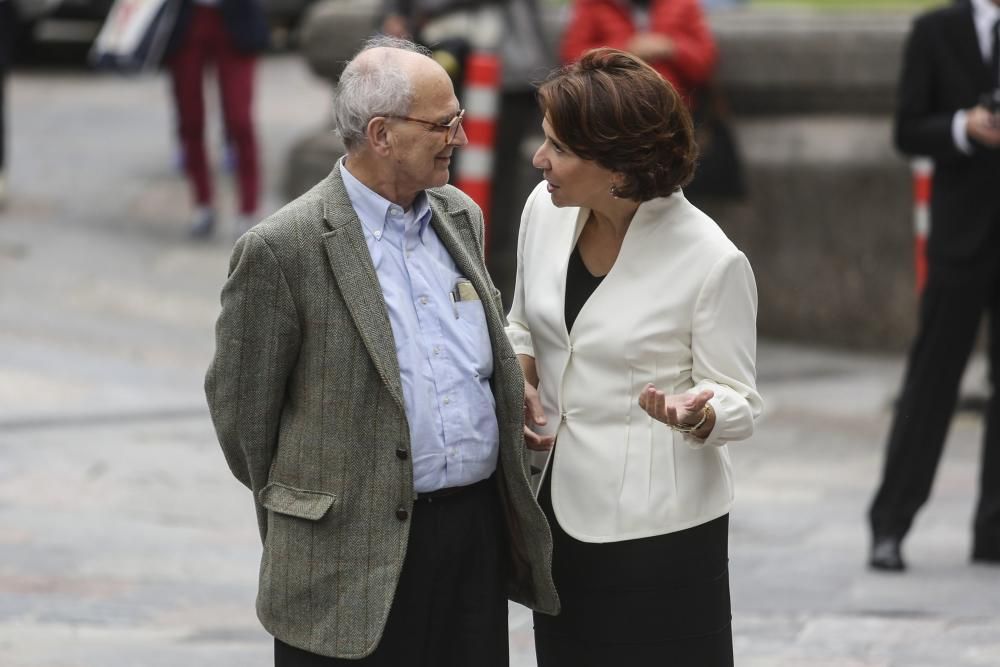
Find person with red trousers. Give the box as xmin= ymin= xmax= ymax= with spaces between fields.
xmin=560 ymin=0 xmax=716 ymax=106
xmin=166 ymin=0 xmax=269 ymax=239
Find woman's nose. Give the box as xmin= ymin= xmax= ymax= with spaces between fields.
xmin=532 ymin=145 xmax=547 ymax=169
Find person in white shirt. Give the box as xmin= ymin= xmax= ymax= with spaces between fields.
xmin=506 ymin=48 xmax=762 ymax=666
xmin=868 ymin=0 xmax=1000 ymax=573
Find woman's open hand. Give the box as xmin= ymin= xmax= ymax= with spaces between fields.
xmin=638 ymin=384 xmax=714 ymax=434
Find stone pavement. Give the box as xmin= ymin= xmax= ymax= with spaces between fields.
xmin=0 ymin=57 xmax=997 ymax=667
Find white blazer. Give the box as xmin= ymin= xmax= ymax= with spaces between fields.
xmin=506 ymin=182 xmax=763 ymax=543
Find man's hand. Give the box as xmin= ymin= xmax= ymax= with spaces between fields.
xmin=523 ymin=380 xmax=555 ymax=451
xmin=966 ymin=105 xmax=1000 ymax=148
xmin=638 ymin=384 xmax=714 ymax=433
xmin=381 ymin=13 xmax=410 ymax=39
xmin=625 ymin=33 xmax=676 ymax=62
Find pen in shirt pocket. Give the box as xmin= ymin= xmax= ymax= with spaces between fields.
xmin=449 ymin=290 xmax=459 ymax=319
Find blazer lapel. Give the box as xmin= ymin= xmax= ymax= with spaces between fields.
xmin=428 ymin=197 xmax=509 ymax=357
xmin=320 ymin=171 xmax=405 ymax=410
xmin=950 ymin=2 xmax=993 ymax=89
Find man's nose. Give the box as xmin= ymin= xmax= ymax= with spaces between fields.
xmin=451 ymin=122 xmax=469 ymax=146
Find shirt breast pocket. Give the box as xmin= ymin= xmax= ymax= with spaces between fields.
xmin=452 ymin=288 xmax=494 ymax=374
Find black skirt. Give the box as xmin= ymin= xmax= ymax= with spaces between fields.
xmin=533 ymin=475 xmax=733 ymax=667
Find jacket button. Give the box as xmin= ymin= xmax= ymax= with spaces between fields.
xmin=396 ymin=448 xmax=408 ymax=460
xmin=396 ymin=507 xmax=409 ymax=521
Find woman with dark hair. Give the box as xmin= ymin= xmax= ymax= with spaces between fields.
xmin=506 ymin=48 xmax=762 ymax=666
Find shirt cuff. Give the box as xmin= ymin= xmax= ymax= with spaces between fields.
xmin=953 ymin=110 xmax=973 ymax=155
xmin=505 ymin=328 xmax=535 ymax=358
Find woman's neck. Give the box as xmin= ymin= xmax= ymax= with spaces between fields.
xmin=588 ymin=198 xmax=640 ymax=239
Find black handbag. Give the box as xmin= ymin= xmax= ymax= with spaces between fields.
xmin=685 ymin=83 xmax=747 ymax=200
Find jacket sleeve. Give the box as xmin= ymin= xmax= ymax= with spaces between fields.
xmin=204 ymin=232 xmax=302 ymax=496
xmin=505 ymin=184 xmax=541 ymax=357
xmin=685 ymin=250 xmax=762 ymax=449
xmin=894 ymin=15 xmax=964 ymax=160
xmin=560 ymin=0 xmax=623 ymax=63
xmin=658 ymin=0 xmax=717 ymax=90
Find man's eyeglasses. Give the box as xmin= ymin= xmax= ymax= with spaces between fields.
xmin=386 ymin=109 xmax=466 ymax=143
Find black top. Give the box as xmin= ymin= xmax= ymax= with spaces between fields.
xmin=564 ymin=244 xmax=605 ymax=334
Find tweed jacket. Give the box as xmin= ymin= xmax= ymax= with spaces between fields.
xmin=205 ymin=168 xmax=559 ymax=659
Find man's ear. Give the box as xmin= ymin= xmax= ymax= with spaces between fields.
xmin=366 ymin=117 xmax=392 ymax=156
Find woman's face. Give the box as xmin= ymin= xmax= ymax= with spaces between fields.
xmin=532 ymin=116 xmax=616 ymax=210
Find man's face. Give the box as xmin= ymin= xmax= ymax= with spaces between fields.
xmin=386 ymin=65 xmax=468 ymax=197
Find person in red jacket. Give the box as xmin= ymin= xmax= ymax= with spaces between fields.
xmin=560 ymin=0 xmax=716 ymax=105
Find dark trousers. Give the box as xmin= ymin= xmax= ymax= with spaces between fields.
xmin=870 ymin=258 xmax=1000 ymax=557
xmin=167 ymin=6 xmax=259 ymax=215
xmin=274 ymin=478 xmax=508 ymax=666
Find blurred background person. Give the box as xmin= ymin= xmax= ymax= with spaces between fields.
xmin=0 ymin=0 xmax=12 ymax=208
xmin=508 ymin=49 xmax=761 ymax=666
xmin=165 ymin=0 xmax=269 ymax=239
xmin=868 ymin=0 xmax=1000 ymax=572
xmin=559 ymin=0 xmax=716 ymax=107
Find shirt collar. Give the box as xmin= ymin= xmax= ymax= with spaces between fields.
xmin=973 ymin=0 xmax=1000 ymax=28
xmin=338 ymin=157 xmax=432 ymax=242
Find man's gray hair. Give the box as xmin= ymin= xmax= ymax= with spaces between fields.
xmin=334 ymin=36 xmax=433 ymax=151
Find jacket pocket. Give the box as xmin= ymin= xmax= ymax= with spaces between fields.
xmin=258 ymin=482 xmax=337 ymax=521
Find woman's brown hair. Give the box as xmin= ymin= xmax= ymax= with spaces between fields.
xmin=537 ymin=48 xmax=698 ymax=201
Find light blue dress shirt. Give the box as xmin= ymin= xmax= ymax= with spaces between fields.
xmin=339 ymin=158 xmax=499 ymax=493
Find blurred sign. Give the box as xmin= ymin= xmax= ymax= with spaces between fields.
xmin=90 ymin=0 xmax=177 ymax=72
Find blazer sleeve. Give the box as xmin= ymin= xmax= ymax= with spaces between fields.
xmin=204 ymin=232 xmax=302 ymax=495
xmin=684 ymin=250 xmax=762 ymax=449
xmin=893 ymin=15 xmax=964 ymax=160
xmin=505 ymin=184 xmax=542 ymax=357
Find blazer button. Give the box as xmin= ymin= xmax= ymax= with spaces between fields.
xmin=395 ymin=448 xmax=408 ymax=460
xmin=396 ymin=507 xmax=409 ymax=521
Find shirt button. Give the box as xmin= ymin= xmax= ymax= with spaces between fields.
xmin=433 ymin=346 xmax=440 ymax=356
xmin=373 ymin=230 xmax=382 ymax=240
xmin=443 ymin=396 xmax=450 ymax=405
xmin=396 ymin=507 xmax=409 ymax=521
xmin=395 ymin=448 xmax=408 ymax=460
xmin=420 ymin=296 xmax=428 ymax=305
xmin=561 ymin=412 xmax=567 ymax=423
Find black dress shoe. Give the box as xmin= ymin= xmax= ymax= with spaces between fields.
xmin=971 ymin=546 xmax=1000 ymax=565
xmin=870 ymin=536 xmax=906 ymax=572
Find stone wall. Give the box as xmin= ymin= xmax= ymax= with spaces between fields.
xmin=286 ymin=2 xmax=923 ymax=350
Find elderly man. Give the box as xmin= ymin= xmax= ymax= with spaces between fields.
xmin=205 ymin=37 xmax=558 ymax=666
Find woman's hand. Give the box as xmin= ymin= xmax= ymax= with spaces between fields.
xmin=638 ymin=384 xmax=715 ymax=437
xmin=524 ymin=379 xmax=555 ymax=451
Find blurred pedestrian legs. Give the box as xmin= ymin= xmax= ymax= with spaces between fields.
xmin=165 ymin=0 xmax=269 ymax=239
xmin=0 ymin=0 xmax=13 ymax=209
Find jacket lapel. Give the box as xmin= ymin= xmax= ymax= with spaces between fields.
xmin=950 ymin=1 xmax=993 ymax=89
xmin=319 ymin=170 xmax=405 ymax=410
xmin=428 ymin=196 xmax=512 ymax=360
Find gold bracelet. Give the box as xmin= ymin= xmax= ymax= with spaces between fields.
xmin=670 ymin=405 xmax=710 ymax=434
